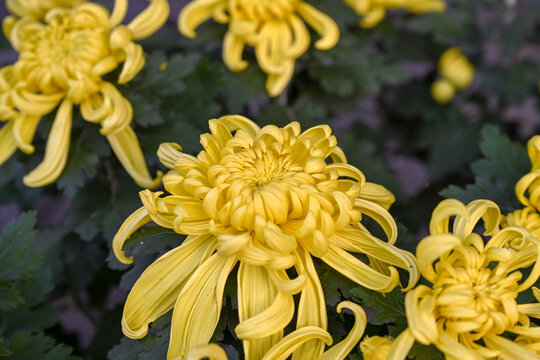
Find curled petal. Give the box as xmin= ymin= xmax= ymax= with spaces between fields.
xmin=98 ymin=83 xmax=132 ymax=135
xmin=360 ymin=7 xmax=386 ymax=28
xmin=416 ymin=233 xmax=461 ymax=283
xmin=354 ymin=198 xmax=397 ymax=244
xmin=12 ymin=87 xmax=63 ymax=116
xmin=122 ymin=234 xmax=215 ymax=339
xmin=296 ymin=2 xmax=339 ymax=50
xmin=23 ymin=99 xmax=72 ymax=187
xmin=112 ymin=207 xmax=151 ymax=264
xmin=237 ymin=263 xmax=282 ymax=360
xmin=223 ymin=33 xmax=248 ymax=72
xmin=319 ymin=301 xmax=367 ymax=360
xmin=157 ymin=142 xmax=184 ymax=169
xmin=13 ymin=114 xmax=40 ymax=154
xmin=184 ymin=344 xmax=228 ymax=360
xmin=127 ymin=0 xmax=170 ymax=40
xmin=110 ymin=0 xmax=128 ymax=27
xmin=405 ymin=286 xmax=438 ymax=346
xmin=215 ymin=115 xmax=260 ymax=137
xmin=516 ymin=170 xmax=540 ymax=208
xmin=167 ymin=254 xmax=236 ymax=359
xmin=321 ymin=244 xmax=400 ymax=292
xmin=528 ymin=135 xmax=540 ymax=169
xmin=235 ymin=290 xmax=295 ymax=340
xmin=0 ymin=121 xmax=17 ymax=165
xmin=178 ymin=0 xmax=224 ymax=38
xmin=266 ymin=60 xmax=294 ymax=97
xmin=106 ymin=126 xmax=163 ymax=189
xmin=359 ymin=182 xmax=395 ymax=210
xmin=429 ymin=198 xmax=469 ymax=235
xmin=435 ymin=332 xmax=485 ymax=360
xmin=118 ymin=42 xmax=145 ymax=84
xmin=453 ymin=199 xmax=500 ymax=239
xmin=261 ymin=326 xmax=333 ymax=360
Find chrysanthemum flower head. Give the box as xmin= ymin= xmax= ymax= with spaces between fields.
xmin=113 ymin=115 xmax=418 ymax=359
xmin=0 ymin=0 xmax=170 ymax=188
xmin=178 ymin=0 xmax=339 ymax=97
xmin=344 ymin=0 xmax=446 ymax=28
xmin=388 ymin=199 xmax=540 ymax=360
xmin=503 ymin=136 xmax=540 ymax=237
xmin=431 ymin=47 xmax=474 ymax=104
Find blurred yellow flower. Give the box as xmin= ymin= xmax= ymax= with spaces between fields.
xmin=344 ymin=0 xmax=445 ymax=28
xmin=113 ymin=115 xmax=418 ymax=359
xmin=388 ymin=199 xmax=540 ymax=360
xmin=360 ymin=335 xmax=393 ymax=360
xmin=0 ymin=0 xmax=169 ymax=188
xmin=503 ymin=135 xmax=540 ymax=239
xmin=178 ymin=0 xmax=339 ymax=97
xmin=432 ymin=47 xmax=474 ymax=104
xmin=6 ymin=0 xmax=84 ymax=20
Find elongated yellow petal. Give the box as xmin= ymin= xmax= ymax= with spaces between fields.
xmin=321 ymin=244 xmax=400 ymax=292
xmin=404 ymin=286 xmax=438 ymax=345
xmin=12 ymin=114 xmax=40 ymax=154
xmin=113 ymin=207 xmax=151 ymax=264
xmin=23 ymin=99 xmax=72 ymax=187
xmin=122 ymin=234 xmax=215 ymax=339
xmin=223 ymin=33 xmax=248 ymax=72
xmin=332 ymin=227 xmax=419 ymax=290
xmin=235 ymin=290 xmax=294 ymax=340
xmin=293 ymin=249 xmax=326 ymax=359
xmin=178 ymin=0 xmax=225 ymax=38
xmin=157 ymin=142 xmax=184 ymax=170
xmin=183 ymin=344 xmax=228 ymax=360
xmin=216 ymin=114 xmax=260 ymax=137
xmin=429 ymin=198 xmax=469 ymax=235
xmin=106 ymin=126 xmax=163 ymax=189
xmin=0 ymin=121 xmax=17 ymax=165
xmin=359 ymin=7 xmax=386 ymax=28
xmin=452 ymin=199 xmax=500 ymax=239
xmin=483 ymin=334 xmax=539 ymax=359
xmin=416 ymin=233 xmax=461 ymax=282
xmin=11 ymin=87 xmax=63 ymax=116
xmin=387 ymin=329 xmax=416 ymax=360
xmin=98 ymin=82 xmax=132 ymax=135
xmin=261 ymin=326 xmax=333 ymax=360
xmin=118 ymin=42 xmax=145 ymax=84
xmin=237 ymin=263 xmax=282 ymax=360
xmin=127 ymin=0 xmax=170 ymax=40
xmin=296 ymin=2 xmax=339 ymax=50
xmin=358 ymin=182 xmax=396 ymax=210
xmin=319 ymin=301 xmax=367 ymax=360
xmin=110 ymin=0 xmax=128 ymax=27
xmin=266 ymin=61 xmax=294 ymax=97
xmin=167 ymin=254 xmax=236 ymax=359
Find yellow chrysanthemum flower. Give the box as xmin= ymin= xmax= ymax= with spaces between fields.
xmin=360 ymin=335 xmax=393 ymax=360
xmin=178 ymin=0 xmax=339 ymax=97
xmin=431 ymin=47 xmax=474 ymax=104
xmin=503 ymin=135 xmax=540 ymax=237
xmin=0 ymin=0 xmax=169 ymax=188
xmin=113 ymin=115 xmax=418 ymax=359
xmin=387 ymin=199 xmax=540 ymax=360
xmin=344 ymin=0 xmax=446 ymax=28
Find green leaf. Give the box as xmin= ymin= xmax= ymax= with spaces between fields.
xmin=4 ymin=333 xmax=78 ymax=360
xmin=350 ymin=287 xmax=407 ymax=337
xmin=440 ymin=124 xmax=530 ymax=212
xmin=408 ymin=342 xmax=444 ymax=360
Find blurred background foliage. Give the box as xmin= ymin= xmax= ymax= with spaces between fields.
xmin=0 ymin=0 xmax=539 ymax=358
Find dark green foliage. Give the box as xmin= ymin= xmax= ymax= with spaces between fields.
xmin=0 ymin=213 xmax=78 ymax=359
xmin=440 ymin=124 xmax=531 ymax=212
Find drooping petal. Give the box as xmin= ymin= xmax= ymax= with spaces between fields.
xmin=118 ymin=42 xmax=145 ymax=84
xmin=237 ymin=263 xmax=282 ymax=360
xmin=292 ymin=249 xmax=326 ymax=359
xmin=98 ymin=82 xmax=132 ymax=135
xmin=404 ymin=286 xmax=438 ymax=346
xmin=354 ymin=198 xmax=397 ymax=244
xmin=127 ymin=0 xmax=170 ymax=40
xmin=358 ymin=182 xmax=396 ymax=210
xmin=157 ymin=142 xmax=184 ymax=169
xmin=386 ymin=329 xmax=417 ymax=360
xmin=122 ymin=234 xmax=215 ymax=339
xmin=167 ymin=254 xmax=236 ymax=359
xmin=11 ymin=86 xmax=63 ymax=116
xmin=183 ymin=344 xmax=228 ymax=360
xmin=261 ymin=326 xmax=333 ymax=360
xmin=320 ymin=243 xmax=400 ymax=292
xmin=110 ymin=0 xmax=128 ymax=27
xmin=178 ymin=0 xmax=225 ymax=38
xmin=0 ymin=121 xmax=17 ymax=165
xmin=12 ymin=114 xmax=40 ymax=154
xmin=223 ymin=33 xmax=248 ymax=72
xmin=106 ymin=126 xmax=163 ymax=189
xmin=112 ymin=207 xmax=151 ymax=264
xmin=296 ymin=2 xmax=339 ymax=50
xmin=319 ymin=301 xmax=367 ymax=360
xmin=415 ymin=233 xmax=461 ymax=283
xmin=23 ymin=98 xmax=72 ymax=187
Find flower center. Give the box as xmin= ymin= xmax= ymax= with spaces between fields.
xmin=434 ymin=248 xmax=521 ymax=337
xmin=17 ymin=8 xmax=109 ymax=96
